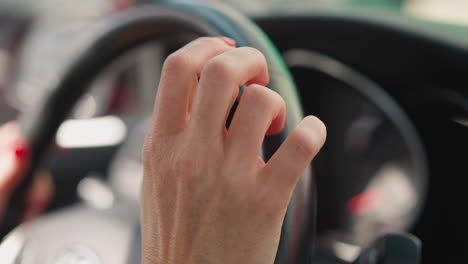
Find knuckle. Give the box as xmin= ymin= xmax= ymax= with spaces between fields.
xmin=268 ymin=89 xmax=286 ymax=109
xmin=244 ymin=85 xmax=283 ymax=111
xmin=237 ymin=47 xmax=269 ymax=83
xmin=203 ymin=56 xmax=236 ymax=80
xmin=163 ymin=51 xmax=192 ymax=74
xmin=243 ymin=84 xmax=265 ymax=104
xmin=239 ymin=47 xmax=266 ymax=63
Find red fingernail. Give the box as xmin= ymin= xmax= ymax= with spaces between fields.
xmin=218 ymin=36 xmax=236 ymax=47
xmin=10 ymin=139 xmax=29 ymax=161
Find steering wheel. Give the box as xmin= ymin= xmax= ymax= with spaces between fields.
xmin=1 ymin=1 xmax=315 ymax=263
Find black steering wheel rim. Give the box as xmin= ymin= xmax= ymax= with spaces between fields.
xmin=4 ymin=2 xmax=315 ymax=263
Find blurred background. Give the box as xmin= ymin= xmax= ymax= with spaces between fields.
xmin=1 ymin=0 xmax=468 ymax=263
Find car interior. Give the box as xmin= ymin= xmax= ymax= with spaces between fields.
xmin=0 ymin=0 xmax=467 ymax=263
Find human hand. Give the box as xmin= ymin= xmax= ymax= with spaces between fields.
xmin=140 ymin=37 xmax=326 ymax=264
xmin=0 ymin=122 xmax=54 ymax=227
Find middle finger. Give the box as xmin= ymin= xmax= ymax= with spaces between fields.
xmin=189 ymin=47 xmax=269 ymax=138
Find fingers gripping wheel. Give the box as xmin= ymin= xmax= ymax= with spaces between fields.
xmin=3 ymin=2 xmax=315 ymax=263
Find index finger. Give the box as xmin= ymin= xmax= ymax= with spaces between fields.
xmin=152 ymin=37 xmax=236 ymax=135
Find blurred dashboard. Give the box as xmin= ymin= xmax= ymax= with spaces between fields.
xmin=254 ymin=13 xmax=468 ymax=263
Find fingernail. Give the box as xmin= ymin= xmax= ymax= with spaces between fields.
xmin=218 ymin=36 xmax=236 ymax=47
xmin=10 ymin=139 xmax=29 ymax=162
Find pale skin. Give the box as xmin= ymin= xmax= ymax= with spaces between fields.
xmin=0 ymin=36 xmax=326 ymax=264
xmin=141 ymin=37 xmax=326 ymax=264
